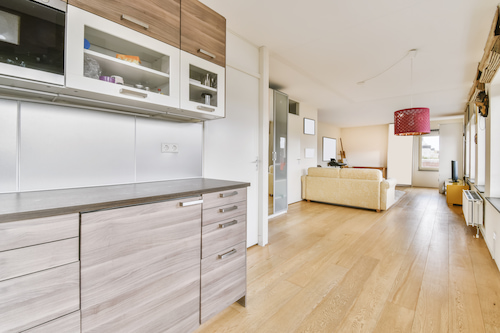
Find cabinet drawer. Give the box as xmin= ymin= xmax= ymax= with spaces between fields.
xmin=0 ymin=214 xmax=79 ymax=252
xmin=23 ymin=311 xmax=81 ymax=333
xmin=201 ymin=242 xmax=246 ymax=323
xmin=203 ymin=188 xmax=247 ymax=210
xmin=0 ymin=237 xmax=79 ymax=282
xmin=68 ymin=0 xmax=181 ymax=48
xmin=0 ymin=262 xmax=80 ymax=333
xmin=202 ymin=215 xmax=246 ymax=259
xmin=203 ymin=200 xmax=247 ymax=226
xmin=181 ymin=0 xmax=226 ymax=66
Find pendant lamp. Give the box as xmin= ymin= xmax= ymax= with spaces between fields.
xmin=394 ymin=50 xmax=430 ymax=136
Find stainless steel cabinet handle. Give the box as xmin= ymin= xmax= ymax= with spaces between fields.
xmin=121 ymin=14 xmax=149 ymax=30
xmin=219 ymin=220 xmax=238 ymax=229
xmin=120 ymin=89 xmax=147 ymax=98
xmin=197 ymin=105 xmax=215 ymax=112
xmin=219 ymin=191 xmax=238 ymax=198
xmin=218 ymin=249 xmax=237 ymax=259
xmin=180 ymin=199 xmax=203 ymax=207
xmin=198 ymin=49 xmax=216 ymax=59
xmin=219 ymin=206 xmax=238 ymax=213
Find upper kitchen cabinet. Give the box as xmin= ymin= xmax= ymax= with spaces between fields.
xmin=65 ymin=5 xmax=180 ymax=113
xmin=181 ymin=0 xmax=226 ymax=67
xmin=68 ymin=0 xmax=180 ymax=48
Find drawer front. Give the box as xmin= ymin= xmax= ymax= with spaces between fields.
xmin=0 ymin=237 xmax=79 ymax=282
xmin=203 ymin=200 xmax=247 ymax=226
xmin=68 ymin=0 xmax=181 ymax=48
xmin=201 ymin=242 xmax=246 ymax=323
xmin=0 ymin=213 xmax=79 ymax=252
xmin=181 ymin=0 xmax=226 ymax=66
xmin=0 ymin=262 xmax=80 ymax=333
xmin=203 ymin=188 xmax=247 ymax=210
xmin=202 ymin=215 xmax=246 ymax=259
xmin=23 ymin=310 xmax=81 ymax=333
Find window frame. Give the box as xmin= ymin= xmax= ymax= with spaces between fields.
xmin=418 ymin=131 xmax=440 ymax=171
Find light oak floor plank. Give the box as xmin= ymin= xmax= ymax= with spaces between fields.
xmin=194 ymin=187 xmax=500 ymax=333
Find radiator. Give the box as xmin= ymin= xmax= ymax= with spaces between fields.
xmin=462 ymin=190 xmax=483 ymax=228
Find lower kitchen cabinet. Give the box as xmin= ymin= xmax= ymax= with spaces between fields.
xmin=200 ymin=188 xmax=247 ymax=323
xmin=0 ymin=214 xmax=80 ymax=333
xmin=80 ymin=197 xmax=203 ymax=333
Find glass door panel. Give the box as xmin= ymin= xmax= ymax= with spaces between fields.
xmin=273 ymin=90 xmax=288 ymax=215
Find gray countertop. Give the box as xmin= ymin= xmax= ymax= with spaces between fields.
xmin=0 ymin=178 xmax=250 ymax=223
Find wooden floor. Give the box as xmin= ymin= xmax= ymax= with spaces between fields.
xmin=195 ymin=187 xmax=500 ymax=333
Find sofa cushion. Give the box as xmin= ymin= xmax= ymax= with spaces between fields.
xmin=340 ymin=168 xmax=382 ymax=181
xmin=307 ymin=167 xmax=340 ymax=178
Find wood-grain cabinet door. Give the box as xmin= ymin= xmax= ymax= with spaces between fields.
xmin=80 ymin=197 xmax=202 ymax=333
xmin=68 ymin=0 xmax=181 ymax=48
xmin=181 ymin=0 xmax=226 ymax=67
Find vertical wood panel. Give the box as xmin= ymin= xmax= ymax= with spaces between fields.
xmin=81 ymin=199 xmax=201 ymax=332
xmin=0 ymin=263 xmax=80 ymax=333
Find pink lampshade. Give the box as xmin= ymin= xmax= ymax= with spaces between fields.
xmin=394 ymin=107 xmax=430 ymax=136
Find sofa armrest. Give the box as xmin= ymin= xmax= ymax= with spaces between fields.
xmin=381 ymin=178 xmax=397 ymax=189
xmin=380 ymin=178 xmax=397 ymax=210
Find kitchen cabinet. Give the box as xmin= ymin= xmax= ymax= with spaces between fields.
xmin=200 ymin=188 xmax=247 ymax=323
xmin=65 ymin=5 xmax=180 ymax=114
xmin=180 ymin=51 xmax=225 ymax=118
xmin=80 ymin=196 xmax=203 ymax=332
xmin=68 ymin=0 xmax=180 ymax=48
xmin=181 ymin=0 xmax=226 ymax=67
xmin=0 ymin=214 xmax=80 ymax=332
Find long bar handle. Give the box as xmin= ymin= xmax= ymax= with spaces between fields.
xmin=219 ymin=205 xmax=238 ymax=213
xmin=121 ymin=14 xmax=149 ymax=30
xmin=197 ymin=105 xmax=215 ymax=112
xmin=218 ymin=248 xmax=237 ymax=259
xmin=120 ymin=89 xmax=147 ymax=98
xmin=219 ymin=220 xmax=238 ymax=229
xmin=198 ymin=49 xmax=216 ymax=59
xmin=220 ymin=191 xmax=238 ymax=198
xmin=180 ymin=199 xmax=204 ymax=207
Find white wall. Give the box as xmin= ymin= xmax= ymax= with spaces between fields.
xmin=438 ymin=122 xmax=464 ymax=191
xmin=317 ymin=122 xmax=341 ymax=167
xmin=0 ymin=100 xmax=203 ymax=193
xmin=387 ymin=123 xmax=413 ymax=185
xmin=287 ymin=102 xmax=317 ymax=203
xmin=340 ymin=124 xmax=388 ymax=167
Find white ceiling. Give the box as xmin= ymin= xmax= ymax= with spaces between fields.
xmin=200 ymin=0 xmax=499 ymax=128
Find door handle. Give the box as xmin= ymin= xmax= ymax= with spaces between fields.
xmin=218 ymin=248 xmax=237 ymax=259
xmin=219 ymin=191 xmax=238 ymax=198
xmin=179 ymin=199 xmax=203 ymax=207
xmin=219 ymin=220 xmax=238 ymax=228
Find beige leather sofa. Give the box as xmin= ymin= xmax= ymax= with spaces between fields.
xmin=301 ymin=167 xmax=397 ymax=211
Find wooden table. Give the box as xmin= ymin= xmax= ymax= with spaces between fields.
xmin=446 ymin=179 xmax=469 ymax=205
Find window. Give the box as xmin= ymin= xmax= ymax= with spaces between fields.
xmin=419 ymin=132 xmax=439 ymax=171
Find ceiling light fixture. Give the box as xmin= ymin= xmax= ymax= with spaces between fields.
xmin=394 ymin=49 xmax=430 ymax=136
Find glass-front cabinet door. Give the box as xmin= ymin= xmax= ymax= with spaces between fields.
xmin=180 ymin=51 xmax=225 ymax=119
xmin=65 ymin=5 xmax=180 ymax=111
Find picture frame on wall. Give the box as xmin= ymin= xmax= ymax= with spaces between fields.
xmin=304 ymin=118 xmax=315 ymax=135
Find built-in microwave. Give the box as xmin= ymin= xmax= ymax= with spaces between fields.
xmin=0 ymin=0 xmax=66 ymax=86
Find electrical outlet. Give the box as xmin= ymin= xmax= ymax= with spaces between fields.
xmin=161 ymin=143 xmax=179 ymax=153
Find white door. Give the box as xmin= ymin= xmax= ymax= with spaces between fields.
xmin=287 ymin=113 xmax=302 ymax=203
xmin=203 ymin=67 xmax=260 ymax=246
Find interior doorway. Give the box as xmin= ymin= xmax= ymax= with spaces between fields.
xmin=268 ymin=89 xmax=288 ymax=216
